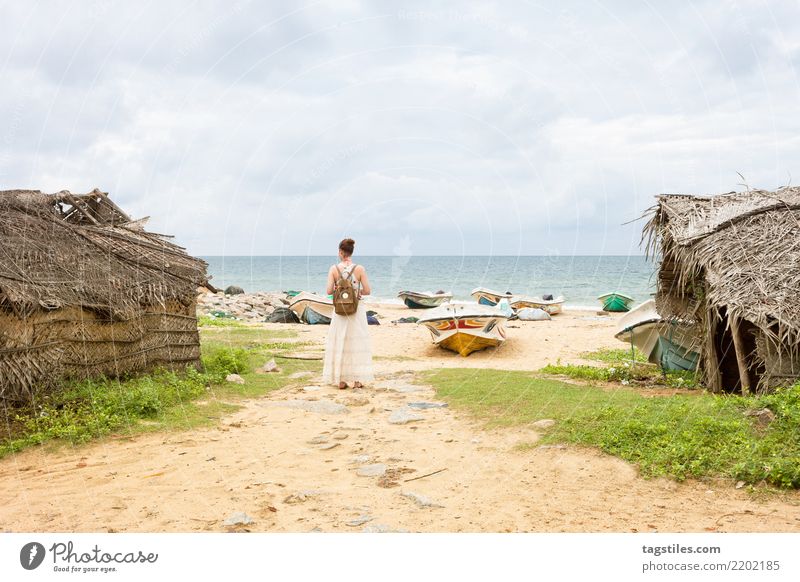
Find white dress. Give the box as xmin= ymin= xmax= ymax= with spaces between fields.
xmin=322 ymin=264 xmax=374 ymax=385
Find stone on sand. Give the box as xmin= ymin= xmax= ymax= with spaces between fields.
xmin=400 ymin=491 xmax=444 ymax=508
xmin=225 ymin=374 xmax=245 ymax=385
xmin=356 ymin=464 xmax=387 ymax=477
xmin=389 ymin=408 xmax=424 ymax=425
xmin=223 ymin=511 xmax=254 ymax=526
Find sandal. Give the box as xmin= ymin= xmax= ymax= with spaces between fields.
xmin=353 ymin=382 xmax=364 ymax=389
xmin=338 ymin=382 xmax=348 ymax=390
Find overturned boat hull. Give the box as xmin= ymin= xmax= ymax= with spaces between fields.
xmin=288 ymin=292 xmax=334 ymax=324
xmin=615 ymin=300 xmax=699 ymax=370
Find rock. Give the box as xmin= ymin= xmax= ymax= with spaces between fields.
xmin=307 ymin=435 xmax=329 ymax=445
xmin=223 ymin=511 xmax=254 ymax=526
xmin=531 ymin=419 xmax=556 ymax=429
xmin=257 ymin=359 xmax=281 ymax=374
xmin=362 ymin=523 xmax=408 ymax=533
xmin=537 ymin=444 xmax=566 ymax=450
xmin=318 ymin=442 xmax=340 ymax=450
xmin=383 ymin=383 xmax=424 ymax=393
xmin=332 ymin=433 xmax=349 ymax=440
xmin=388 ymin=408 xmax=424 ymax=425
xmin=350 ymin=455 xmax=372 ymax=465
xmin=302 ymin=385 xmax=324 ymax=392
xmin=356 ymin=464 xmax=387 ymax=477
xmin=407 ymin=402 xmax=448 ymax=409
xmin=225 ymin=374 xmax=245 ymax=384
xmin=345 ymin=515 xmax=373 ymax=527
xmin=290 ymin=371 xmax=314 ymax=379
xmin=744 ymin=408 xmax=775 ymax=427
xmin=225 ymin=285 xmax=245 ymax=295
xmin=273 ymin=400 xmax=350 ymax=415
xmin=339 ymin=396 xmax=370 ymax=407
xmin=400 ymin=491 xmax=444 ymax=508
xmin=283 ymin=491 xmax=321 ymax=504
xmin=735 ymin=481 xmax=746 ymax=489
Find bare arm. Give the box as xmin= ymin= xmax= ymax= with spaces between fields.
xmin=356 ymin=265 xmax=371 ymax=296
xmin=326 ymin=266 xmax=337 ymax=296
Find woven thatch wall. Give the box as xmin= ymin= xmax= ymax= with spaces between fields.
xmin=0 ymin=189 xmax=207 ymax=403
xmin=644 ymin=186 xmax=800 ymax=393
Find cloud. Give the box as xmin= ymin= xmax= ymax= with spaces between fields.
xmin=1 ymin=0 xmax=799 ymax=256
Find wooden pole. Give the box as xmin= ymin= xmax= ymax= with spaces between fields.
xmin=729 ymin=316 xmax=752 ymax=395
xmin=704 ymin=309 xmax=723 ymax=393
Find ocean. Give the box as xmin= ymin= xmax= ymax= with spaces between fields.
xmin=202 ymin=255 xmax=656 ymax=309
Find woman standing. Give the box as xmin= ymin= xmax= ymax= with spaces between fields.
xmin=322 ymin=238 xmax=374 ymax=389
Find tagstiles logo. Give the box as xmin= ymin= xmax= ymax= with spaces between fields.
xmin=20 ymin=542 xmax=46 ymax=570
xmin=20 ymin=541 xmax=158 ymax=574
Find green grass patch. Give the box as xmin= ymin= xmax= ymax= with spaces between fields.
xmin=542 ymin=361 xmax=699 ymax=389
xmin=197 ymin=315 xmax=246 ymax=327
xmin=582 ymin=347 xmax=647 ymax=364
xmin=422 ymin=368 xmax=800 ymax=488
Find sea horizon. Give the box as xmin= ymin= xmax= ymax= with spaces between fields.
xmin=201 ymin=254 xmax=656 ymax=309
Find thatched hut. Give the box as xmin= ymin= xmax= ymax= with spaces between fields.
xmin=0 ymin=188 xmax=208 ymax=403
xmin=644 ymin=186 xmax=800 ymax=394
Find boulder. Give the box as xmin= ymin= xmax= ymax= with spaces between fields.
xmin=224 ymin=285 xmax=245 ymax=295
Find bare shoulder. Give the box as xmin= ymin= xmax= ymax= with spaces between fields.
xmin=353 ymin=264 xmax=367 ymax=275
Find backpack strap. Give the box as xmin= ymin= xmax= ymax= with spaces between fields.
xmin=336 ymin=264 xmax=357 ymax=281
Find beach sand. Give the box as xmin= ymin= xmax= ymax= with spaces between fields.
xmin=1 ymin=305 xmax=799 ymax=533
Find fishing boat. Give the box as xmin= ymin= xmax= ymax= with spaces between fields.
xmin=597 ymin=291 xmax=634 ymax=312
xmin=651 ymin=323 xmax=700 ymax=371
xmin=418 ymin=304 xmax=509 ymax=357
xmin=614 ymin=299 xmax=699 ymax=371
xmin=397 ymin=290 xmax=453 ymax=309
xmin=470 ymin=287 xmax=514 ymax=306
xmin=510 ymin=295 xmax=565 ymax=315
xmin=614 ymin=299 xmax=662 ymax=361
xmin=288 ymin=291 xmax=334 ymax=324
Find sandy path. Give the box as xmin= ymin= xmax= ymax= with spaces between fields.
xmin=2 ymin=368 xmax=799 ymax=533
xmin=3 ymin=307 xmax=799 ymax=532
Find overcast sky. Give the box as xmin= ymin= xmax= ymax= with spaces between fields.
xmin=1 ymin=1 xmax=799 ymax=256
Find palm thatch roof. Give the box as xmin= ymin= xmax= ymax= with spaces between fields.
xmin=0 ymin=188 xmax=207 ymax=320
xmin=644 ymin=186 xmax=800 ymax=339
xmin=644 ymin=185 xmax=800 ymax=392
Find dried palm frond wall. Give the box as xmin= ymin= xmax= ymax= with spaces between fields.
xmin=0 ymin=189 xmax=207 ymax=403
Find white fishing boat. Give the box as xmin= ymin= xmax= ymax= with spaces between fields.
xmin=397 ymin=290 xmax=453 ymax=309
xmin=614 ymin=299 xmax=700 ymax=370
xmin=418 ymin=303 xmax=509 ymax=357
xmin=510 ymin=295 xmax=565 ymax=315
xmin=288 ymin=291 xmax=334 ymax=324
xmin=614 ymin=299 xmax=662 ymax=361
xmin=470 ymin=287 xmax=514 ymax=306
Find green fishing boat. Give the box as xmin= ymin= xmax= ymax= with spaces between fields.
xmin=597 ymin=292 xmax=634 ymax=312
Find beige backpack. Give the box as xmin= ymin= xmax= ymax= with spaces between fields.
xmin=333 ymin=264 xmax=359 ymax=315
